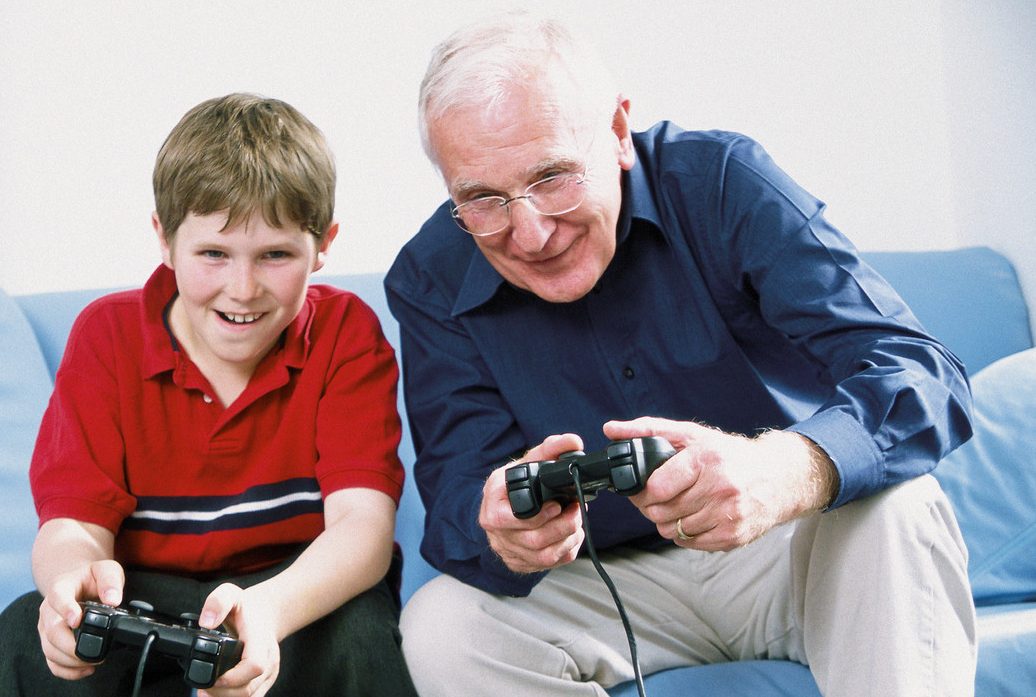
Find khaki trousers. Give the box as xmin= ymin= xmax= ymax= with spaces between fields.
xmin=401 ymin=474 xmax=976 ymax=696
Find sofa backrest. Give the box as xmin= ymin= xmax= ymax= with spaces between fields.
xmin=2 ymin=246 xmax=1031 ymax=609
xmin=865 ymin=247 xmax=1033 ymax=373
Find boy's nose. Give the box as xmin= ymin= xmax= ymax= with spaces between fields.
xmin=227 ymin=263 xmax=262 ymax=300
xmin=508 ymin=199 xmax=554 ymax=254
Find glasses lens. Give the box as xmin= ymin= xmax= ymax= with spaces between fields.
xmin=453 ymin=198 xmax=509 ymax=236
xmin=527 ymin=173 xmax=586 ymax=216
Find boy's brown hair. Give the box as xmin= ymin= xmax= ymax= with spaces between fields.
xmin=153 ymin=93 xmax=335 ymax=240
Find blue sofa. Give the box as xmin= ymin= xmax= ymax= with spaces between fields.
xmin=2 ymin=246 xmax=1034 ymax=696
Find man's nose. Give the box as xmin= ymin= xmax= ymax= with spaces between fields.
xmin=507 ymin=198 xmax=553 ymax=254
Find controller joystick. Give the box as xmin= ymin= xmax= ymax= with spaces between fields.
xmin=505 ymin=436 xmax=676 ymax=519
xmin=74 ymin=600 xmax=243 ymax=689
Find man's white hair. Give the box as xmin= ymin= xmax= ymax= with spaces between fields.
xmin=418 ymin=11 xmax=620 ymax=168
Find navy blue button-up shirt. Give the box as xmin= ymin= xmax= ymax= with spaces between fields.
xmin=386 ymin=124 xmax=973 ymax=596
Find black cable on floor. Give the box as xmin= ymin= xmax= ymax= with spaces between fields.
xmin=570 ymin=464 xmax=647 ymax=697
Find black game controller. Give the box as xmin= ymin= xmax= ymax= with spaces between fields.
xmin=74 ymin=599 xmax=243 ymax=689
xmin=505 ymin=436 xmax=676 ymax=519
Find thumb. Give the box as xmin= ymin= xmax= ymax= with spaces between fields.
xmin=521 ymin=433 xmax=584 ymax=463
xmin=200 ymin=583 xmax=242 ymax=630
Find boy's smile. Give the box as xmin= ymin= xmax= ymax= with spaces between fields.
xmin=154 ymin=211 xmax=334 ymax=399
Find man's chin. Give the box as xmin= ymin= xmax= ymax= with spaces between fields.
xmin=522 ymin=275 xmax=598 ymax=303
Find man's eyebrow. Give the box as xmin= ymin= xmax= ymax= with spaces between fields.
xmin=451 ymin=156 xmax=585 ymax=201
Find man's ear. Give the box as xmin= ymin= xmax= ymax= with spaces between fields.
xmin=313 ymin=221 xmax=339 ymax=272
xmin=152 ymin=212 xmax=174 ymax=269
xmin=611 ymin=95 xmax=636 ymax=171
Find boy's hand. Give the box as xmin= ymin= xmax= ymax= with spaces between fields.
xmin=197 ymin=583 xmax=279 ymax=697
xmin=37 ymin=559 xmax=125 ymax=680
xmin=479 ymin=433 xmax=587 ymax=574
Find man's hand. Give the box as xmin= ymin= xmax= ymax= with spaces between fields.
xmin=607 ymin=417 xmax=838 ymax=550
xmin=479 ymin=433 xmax=587 ymax=574
xmin=37 ymin=559 xmax=125 ymax=681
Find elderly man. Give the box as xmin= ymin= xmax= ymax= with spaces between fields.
xmin=386 ymin=11 xmax=976 ymax=697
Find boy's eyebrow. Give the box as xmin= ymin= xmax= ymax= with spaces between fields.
xmin=450 ymin=156 xmax=585 ymax=201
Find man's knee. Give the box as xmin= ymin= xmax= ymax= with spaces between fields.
xmin=400 ymin=573 xmax=498 ymax=680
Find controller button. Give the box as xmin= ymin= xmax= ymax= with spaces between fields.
xmin=607 ymin=441 xmax=632 ymax=459
xmin=611 ymin=463 xmax=639 ymax=492
xmin=180 ymin=612 xmax=200 ymax=629
xmin=76 ymin=633 xmax=106 ymax=659
xmin=129 ymin=600 xmax=154 ymax=614
xmin=194 ymin=637 xmax=221 ymax=656
xmin=82 ymin=610 xmax=111 ymax=629
xmin=505 ymin=465 xmax=529 ymax=483
xmin=507 ymin=488 xmax=536 ymax=516
xmin=187 ymin=658 xmax=216 ymax=686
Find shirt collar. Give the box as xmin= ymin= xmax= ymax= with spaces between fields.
xmin=139 ymin=264 xmax=312 ymax=379
xmin=451 ymin=151 xmax=663 ymax=317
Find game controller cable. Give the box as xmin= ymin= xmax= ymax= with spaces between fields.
xmin=570 ymin=464 xmax=648 ymax=697
xmin=131 ymin=631 xmax=158 ymax=697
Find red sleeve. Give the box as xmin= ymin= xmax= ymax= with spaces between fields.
xmin=30 ymin=299 xmax=138 ymax=531
xmin=313 ymin=294 xmax=405 ymax=505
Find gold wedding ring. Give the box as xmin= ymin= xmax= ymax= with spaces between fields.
xmin=676 ymin=517 xmax=693 ymax=541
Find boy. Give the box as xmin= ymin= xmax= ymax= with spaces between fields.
xmin=0 ymin=93 xmax=418 ymax=697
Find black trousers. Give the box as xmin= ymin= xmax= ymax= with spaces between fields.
xmin=0 ymin=554 xmax=418 ymax=697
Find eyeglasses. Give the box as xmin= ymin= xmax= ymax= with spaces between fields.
xmin=450 ymin=168 xmax=589 ymax=237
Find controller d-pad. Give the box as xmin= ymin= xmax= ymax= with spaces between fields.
xmin=76 ymin=632 xmax=105 ymax=660
xmin=505 ymin=464 xmax=538 ymax=516
xmin=82 ymin=610 xmax=111 ymax=630
xmin=607 ymin=441 xmax=632 ymax=459
xmin=508 ymin=489 xmax=536 ymax=516
xmin=187 ymin=658 xmax=216 ymax=686
xmin=194 ymin=636 xmax=220 ymax=656
xmin=611 ymin=463 xmax=639 ymax=492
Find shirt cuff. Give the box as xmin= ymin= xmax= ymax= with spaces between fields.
xmin=787 ymin=408 xmax=883 ymax=509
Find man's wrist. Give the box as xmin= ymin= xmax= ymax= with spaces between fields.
xmin=758 ymin=430 xmax=840 ymax=514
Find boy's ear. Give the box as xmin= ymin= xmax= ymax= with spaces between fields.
xmin=152 ymin=212 xmax=174 ymax=269
xmin=313 ymin=221 xmax=339 ymax=272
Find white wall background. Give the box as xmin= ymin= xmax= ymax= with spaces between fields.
xmin=1 ymin=1 xmax=1033 ymax=317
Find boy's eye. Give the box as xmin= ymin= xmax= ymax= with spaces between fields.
xmin=201 ymin=250 xmax=226 ymax=259
xmin=263 ymin=250 xmax=291 ymax=260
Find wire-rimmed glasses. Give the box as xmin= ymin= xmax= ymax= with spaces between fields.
xmin=450 ymin=168 xmax=589 ymax=237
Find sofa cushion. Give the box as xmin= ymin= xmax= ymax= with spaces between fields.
xmin=934 ymin=348 xmax=1036 ymax=605
xmin=0 ymin=289 xmax=53 ymax=606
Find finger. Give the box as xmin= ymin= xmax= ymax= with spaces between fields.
xmin=90 ymin=560 xmax=126 ymax=608
xmin=46 ymin=578 xmax=87 ymax=629
xmin=200 ymin=583 xmax=242 ymax=630
xmin=603 ymin=416 xmax=712 ymax=448
xmin=207 ymin=658 xmax=264 ymax=692
xmin=629 ymin=453 xmax=702 ymax=513
xmin=521 ymin=433 xmax=584 ymax=462
xmin=38 ymin=600 xmax=95 ymax=678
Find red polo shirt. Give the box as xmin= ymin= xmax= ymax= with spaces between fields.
xmin=30 ymin=265 xmax=405 ymax=576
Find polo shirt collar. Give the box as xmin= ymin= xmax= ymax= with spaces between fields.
xmin=450 ymin=154 xmax=662 ymax=317
xmin=138 ymin=264 xmax=312 ymax=379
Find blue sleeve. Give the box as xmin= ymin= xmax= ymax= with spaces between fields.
xmin=697 ymin=136 xmax=974 ymax=507
xmin=385 ymin=238 xmax=545 ymax=596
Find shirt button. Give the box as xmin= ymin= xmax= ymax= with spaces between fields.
xmin=622 ymin=366 xmax=635 ymax=379
xmin=203 ymin=394 xmax=213 ymax=404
